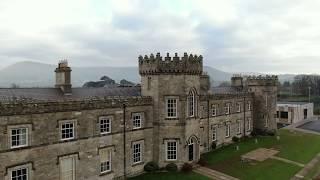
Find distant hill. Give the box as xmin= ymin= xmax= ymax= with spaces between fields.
xmin=0 ymin=61 xmax=296 ymax=87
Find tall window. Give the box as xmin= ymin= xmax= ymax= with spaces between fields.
xmin=225 ymin=124 xmax=230 ymax=137
xmin=61 ymin=121 xmax=75 ymax=140
xmin=11 ymin=167 xmax=28 ymax=180
xmin=236 ymin=102 xmax=241 ymax=112
xmin=237 ymin=121 xmax=241 ymax=134
xmin=247 ymin=118 xmax=251 ymax=131
xmin=147 ymin=77 xmax=151 ymax=90
xmin=10 ymin=127 xmax=28 ymax=148
xmin=133 ymin=142 xmax=142 ymax=164
xmin=133 ymin=113 xmax=142 ymax=129
xmin=265 ymin=117 xmax=269 ymax=127
xmin=166 ymin=141 xmax=177 ymax=160
xmin=166 ymin=98 xmax=177 ymax=118
xmin=248 ymin=101 xmax=252 ymax=111
xmin=212 ymin=104 xmax=217 ymax=116
xmin=100 ymin=148 xmax=112 ymax=173
xmin=225 ymin=103 xmax=230 ymax=115
xmin=188 ymin=91 xmax=195 ymax=117
xmin=59 ymin=156 xmax=76 ymax=180
xmin=212 ymin=125 xmax=217 ymax=141
xmin=100 ymin=117 xmax=111 ymax=134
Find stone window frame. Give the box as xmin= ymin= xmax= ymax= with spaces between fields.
xmin=247 ymin=118 xmax=251 ymax=131
xmin=59 ymin=119 xmax=77 ymax=141
xmin=247 ymin=101 xmax=252 ymax=111
xmin=224 ymin=103 xmax=231 ymax=115
xmin=165 ymin=139 xmax=178 ymax=161
xmin=132 ymin=112 xmax=143 ymax=129
xmin=225 ymin=123 xmax=231 ymax=138
xmin=99 ymin=147 xmax=113 ymax=174
xmin=237 ymin=120 xmax=242 ymax=134
xmin=132 ymin=140 xmax=144 ymax=165
xmin=7 ymin=124 xmax=32 ymax=149
xmin=211 ymin=125 xmax=217 ymax=142
xmin=99 ymin=116 xmax=112 ymax=135
xmin=6 ymin=163 xmax=33 ymax=180
xmin=236 ymin=102 xmax=241 ymax=113
xmin=187 ymin=90 xmax=196 ymax=117
xmin=211 ymin=104 xmax=217 ymax=117
xmin=165 ymin=96 xmax=179 ymax=119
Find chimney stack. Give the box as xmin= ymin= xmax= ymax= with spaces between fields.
xmin=55 ymin=60 xmax=72 ymax=95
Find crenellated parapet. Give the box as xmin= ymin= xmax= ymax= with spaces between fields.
xmin=232 ymin=74 xmax=278 ymax=86
xmin=0 ymin=96 xmax=153 ymax=116
xmin=139 ymin=52 xmax=203 ymax=75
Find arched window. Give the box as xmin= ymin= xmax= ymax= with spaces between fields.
xmin=188 ymin=90 xmax=195 ymax=117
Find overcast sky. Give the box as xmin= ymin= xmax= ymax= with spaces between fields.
xmin=0 ymin=0 xmax=320 ymax=74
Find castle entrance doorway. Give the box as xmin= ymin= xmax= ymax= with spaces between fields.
xmin=187 ymin=135 xmax=199 ymax=163
xmin=188 ymin=140 xmax=194 ymax=161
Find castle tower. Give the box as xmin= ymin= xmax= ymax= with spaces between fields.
xmin=55 ymin=60 xmax=72 ymax=95
xmin=139 ymin=52 xmax=204 ymax=167
xmin=245 ymin=75 xmax=279 ymax=131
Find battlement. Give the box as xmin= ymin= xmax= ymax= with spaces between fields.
xmin=139 ymin=52 xmax=203 ymax=75
xmin=232 ymin=74 xmax=278 ymax=87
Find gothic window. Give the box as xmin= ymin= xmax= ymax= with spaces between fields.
xmin=100 ymin=116 xmax=111 ymax=134
xmin=147 ymin=77 xmax=151 ymax=90
xmin=188 ymin=90 xmax=195 ymax=117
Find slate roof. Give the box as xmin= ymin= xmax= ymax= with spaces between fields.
xmin=211 ymin=86 xmax=244 ymax=95
xmin=0 ymin=86 xmax=141 ymax=103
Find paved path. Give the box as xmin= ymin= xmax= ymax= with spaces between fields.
xmin=270 ymin=156 xmax=305 ymax=167
xmin=284 ymin=117 xmax=320 ymax=136
xmin=291 ymin=153 xmax=320 ymax=180
xmin=193 ymin=166 xmax=239 ymax=180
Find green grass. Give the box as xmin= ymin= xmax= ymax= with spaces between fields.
xmin=129 ymin=172 xmax=211 ymax=180
xmin=202 ymin=129 xmax=320 ymax=180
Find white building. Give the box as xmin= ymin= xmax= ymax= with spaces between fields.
xmin=276 ymin=102 xmax=314 ymax=125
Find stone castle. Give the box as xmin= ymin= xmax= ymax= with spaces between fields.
xmin=0 ymin=53 xmax=278 ymax=180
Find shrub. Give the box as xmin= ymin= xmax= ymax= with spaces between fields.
xmin=144 ymin=161 xmax=159 ymax=172
xmin=181 ymin=163 xmax=193 ymax=172
xmin=232 ymin=136 xmax=239 ymax=142
xmin=211 ymin=142 xmax=217 ymax=150
xmin=266 ymin=130 xmax=276 ymax=136
xmin=165 ymin=163 xmax=178 ymax=172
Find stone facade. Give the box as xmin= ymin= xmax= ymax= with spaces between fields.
xmin=0 ymin=53 xmax=278 ymax=180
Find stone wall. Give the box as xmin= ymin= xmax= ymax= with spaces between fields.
xmin=0 ymin=104 xmax=153 ymax=180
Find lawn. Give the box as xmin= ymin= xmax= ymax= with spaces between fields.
xmin=202 ymin=129 xmax=320 ymax=180
xmin=129 ymin=172 xmax=210 ymax=180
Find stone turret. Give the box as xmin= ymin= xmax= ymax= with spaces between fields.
xmin=138 ymin=52 xmax=203 ymax=75
xmin=230 ymin=74 xmax=278 ymax=131
xmin=55 ymin=60 xmax=72 ymax=95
